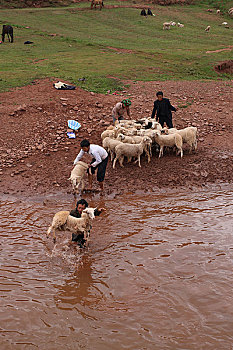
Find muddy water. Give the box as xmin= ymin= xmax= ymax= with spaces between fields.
xmin=0 ymin=187 xmax=233 ymax=350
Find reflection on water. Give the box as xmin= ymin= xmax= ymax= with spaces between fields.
xmin=0 ymin=186 xmax=233 ymax=349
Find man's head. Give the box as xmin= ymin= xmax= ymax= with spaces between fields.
xmin=121 ymin=99 xmax=132 ymax=108
xmin=80 ymin=139 xmax=90 ymax=152
xmin=76 ymin=198 xmax=88 ymax=214
xmin=156 ymin=91 xmax=163 ymax=101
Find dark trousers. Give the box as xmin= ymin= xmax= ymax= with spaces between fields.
xmin=90 ymin=156 xmax=108 ymax=182
xmin=158 ymin=116 xmax=173 ymax=128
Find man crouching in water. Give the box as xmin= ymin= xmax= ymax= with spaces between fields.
xmin=70 ymin=199 xmax=105 ymax=247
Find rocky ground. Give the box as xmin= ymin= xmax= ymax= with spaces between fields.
xmin=0 ymin=78 xmax=232 ymax=198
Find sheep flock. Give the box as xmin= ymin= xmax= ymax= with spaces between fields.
xmin=101 ymin=118 xmax=198 ymax=168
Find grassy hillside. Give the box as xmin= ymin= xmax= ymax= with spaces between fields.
xmin=0 ymin=0 xmax=232 ymax=93
xmin=196 ymin=0 xmax=233 ymax=13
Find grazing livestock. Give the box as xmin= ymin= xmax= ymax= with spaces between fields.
xmin=91 ymin=0 xmax=103 ymax=10
xmin=2 ymin=25 xmax=13 ymax=43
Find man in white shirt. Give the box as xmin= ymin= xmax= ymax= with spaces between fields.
xmin=111 ymin=99 xmax=131 ymax=124
xmin=73 ymin=139 xmax=108 ymax=192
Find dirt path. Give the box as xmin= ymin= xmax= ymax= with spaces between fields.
xmin=0 ymin=78 xmax=232 ymax=197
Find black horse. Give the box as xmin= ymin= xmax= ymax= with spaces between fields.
xmin=2 ymin=25 xmax=14 ymax=43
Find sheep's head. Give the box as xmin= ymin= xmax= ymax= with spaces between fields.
xmin=83 ymin=207 xmax=96 ymax=220
xmin=143 ymin=136 xmax=152 ymax=145
xmin=154 ymin=130 xmax=161 ymax=138
xmin=118 ymin=133 xmax=125 ymax=140
xmin=161 ymin=128 xmax=169 ymax=135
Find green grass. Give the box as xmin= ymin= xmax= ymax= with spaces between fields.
xmin=0 ymin=0 xmax=232 ymax=93
xmin=196 ymin=0 xmax=233 ymax=13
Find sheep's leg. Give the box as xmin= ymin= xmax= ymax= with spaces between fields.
xmin=119 ymin=156 xmax=124 ymax=167
xmin=113 ymin=157 xmax=117 ymax=169
xmin=187 ymin=140 xmax=193 ymax=154
xmin=84 ymin=229 xmax=90 ymax=247
xmin=177 ymin=147 xmax=183 ymax=158
xmin=81 ymin=178 xmax=85 ymax=192
xmin=53 ymin=230 xmax=57 ymax=243
xmin=159 ymin=146 xmax=163 ymax=158
xmin=46 ymin=226 xmax=52 ymax=238
xmin=47 ymin=225 xmax=56 ymax=242
xmin=149 ymin=144 xmax=152 ymax=157
xmin=138 ymin=155 xmax=141 ymax=167
xmin=110 ymin=150 xmax=114 ymax=161
xmin=194 ymin=139 xmax=197 ymax=151
xmin=145 ymin=148 xmax=151 ymax=163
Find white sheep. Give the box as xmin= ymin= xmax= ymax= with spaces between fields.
xmin=102 ymin=137 xmax=122 ymax=161
xmin=161 ymin=126 xmax=197 ymax=153
xmin=163 ymin=22 xmax=171 ymax=30
xmin=216 ymin=9 xmax=220 ymax=14
xmin=116 ymin=133 xmax=153 ymax=159
xmin=205 ymin=25 xmax=211 ymax=32
xmin=119 ymin=120 xmax=136 ymax=127
xmin=122 ymin=127 xmax=138 ymax=136
xmin=113 ymin=136 xmax=152 ymax=168
xmin=46 ymin=207 xmax=96 ymax=243
xmin=101 ymin=129 xmax=115 ymax=140
xmin=154 ymin=131 xmax=183 ymax=158
xmin=177 ymin=22 xmax=184 ymax=28
xmin=69 ymin=161 xmax=89 ymax=193
xmin=117 ymin=133 xmax=136 ymax=144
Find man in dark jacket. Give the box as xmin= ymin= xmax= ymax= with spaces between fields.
xmin=70 ymin=199 xmax=105 ymax=246
xmin=151 ymin=91 xmax=177 ymax=128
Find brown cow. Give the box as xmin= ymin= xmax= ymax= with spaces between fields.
xmin=91 ymin=0 xmax=103 ymax=10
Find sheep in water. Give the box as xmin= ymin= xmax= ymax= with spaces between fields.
xmin=113 ymin=136 xmax=152 ymax=168
xmin=2 ymin=25 xmax=13 ymax=43
xmin=69 ymin=161 xmax=89 ymax=193
xmin=46 ymin=207 xmax=96 ymax=243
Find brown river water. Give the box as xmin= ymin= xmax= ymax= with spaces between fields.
xmin=0 ymin=186 xmax=233 ymax=350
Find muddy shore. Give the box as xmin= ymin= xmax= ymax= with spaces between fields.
xmin=0 ymin=78 xmax=232 ymax=198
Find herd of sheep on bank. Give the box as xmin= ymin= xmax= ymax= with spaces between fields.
xmin=67 ymin=118 xmax=198 ymax=195
xmin=101 ymin=118 xmax=197 ymax=166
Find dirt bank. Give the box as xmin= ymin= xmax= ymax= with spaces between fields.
xmin=0 ymin=78 xmax=232 ymax=197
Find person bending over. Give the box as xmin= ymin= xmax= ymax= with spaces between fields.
xmin=73 ymin=139 xmax=108 ymax=192
xmin=111 ymin=99 xmax=131 ymax=125
xmin=151 ymin=91 xmax=177 ymax=128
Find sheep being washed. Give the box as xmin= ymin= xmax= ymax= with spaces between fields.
xmin=69 ymin=161 xmax=89 ymax=193
xmin=46 ymin=207 xmax=96 ymax=243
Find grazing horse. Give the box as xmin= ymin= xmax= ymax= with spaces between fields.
xmin=91 ymin=0 xmax=103 ymax=10
xmin=2 ymin=25 xmax=13 ymax=43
